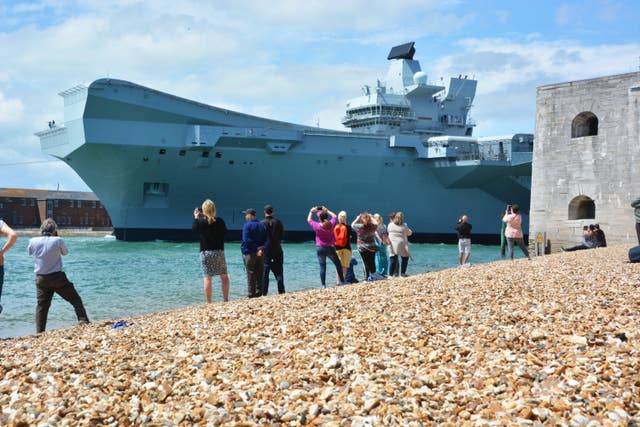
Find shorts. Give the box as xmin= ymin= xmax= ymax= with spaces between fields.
xmin=458 ymin=238 xmax=471 ymax=254
xmin=200 ymin=250 xmax=228 ymax=276
xmin=336 ymin=248 xmax=352 ymax=268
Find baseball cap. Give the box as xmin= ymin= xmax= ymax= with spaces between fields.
xmin=264 ymin=204 xmax=274 ymax=214
xmin=242 ymin=208 xmax=257 ymax=215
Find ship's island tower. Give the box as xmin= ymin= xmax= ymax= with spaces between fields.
xmin=342 ymin=42 xmax=477 ymax=140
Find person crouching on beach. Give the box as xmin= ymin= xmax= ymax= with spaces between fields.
xmin=27 ymin=219 xmax=90 ymax=333
xmin=192 ymin=199 xmax=230 ymax=302
xmin=351 ymin=212 xmax=379 ymax=279
xmin=308 ymin=206 xmax=345 ymax=288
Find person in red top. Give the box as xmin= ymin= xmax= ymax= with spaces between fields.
xmin=333 ymin=211 xmax=352 ymax=284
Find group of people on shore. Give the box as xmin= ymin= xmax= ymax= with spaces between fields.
xmin=192 ymin=200 xmax=414 ymax=301
xmin=1 ymin=195 xmax=639 ymax=333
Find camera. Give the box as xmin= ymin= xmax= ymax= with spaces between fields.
xmin=583 ymin=225 xmax=588 ymax=231
xmin=195 ymin=206 xmax=203 ymax=213
xmin=316 ymin=206 xmax=323 ymax=211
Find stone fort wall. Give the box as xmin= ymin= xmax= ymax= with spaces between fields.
xmin=530 ymin=72 xmax=640 ymax=252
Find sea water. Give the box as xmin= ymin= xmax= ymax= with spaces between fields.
xmin=0 ymin=237 xmax=516 ymax=338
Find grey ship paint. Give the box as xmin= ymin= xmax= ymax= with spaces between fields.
xmin=36 ymin=42 xmax=532 ymax=242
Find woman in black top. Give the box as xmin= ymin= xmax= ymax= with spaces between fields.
xmin=192 ymin=199 xmax=229 ymax=302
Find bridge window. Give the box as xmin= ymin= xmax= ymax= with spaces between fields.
xmin=568 ymin=195 xmax=595 ymax=220
xmin=571 ymin=112 xmax=598 ymax=138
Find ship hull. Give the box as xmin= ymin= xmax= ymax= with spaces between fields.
xmin=38 ymin=79 xmax=531 ymax=242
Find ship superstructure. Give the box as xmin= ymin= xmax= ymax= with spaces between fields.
xmin=36 ymin=42 xmax=532 ymax=242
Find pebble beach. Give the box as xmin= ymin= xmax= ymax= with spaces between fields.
xmin=1 ymin=245 xmax=639 ymax=426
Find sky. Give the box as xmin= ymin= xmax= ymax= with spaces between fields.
xmin=0 ymin=0 xmax=638 ymax=191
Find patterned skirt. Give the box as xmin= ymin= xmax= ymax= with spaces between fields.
xmin=200 ymin=250 xmax=228 ymax=276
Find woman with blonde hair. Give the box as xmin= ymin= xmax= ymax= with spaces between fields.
xmin=333 ymin=211 xmax=352 ymax=283
xmin=388 ymin=211 xmax=412 ymax=277
xmin=192 ymin=199 xmax=230 ymax=302
xmin=373 ymin=213 xmax=389 ymax=275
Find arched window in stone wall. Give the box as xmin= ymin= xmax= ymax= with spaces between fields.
xmin=568 ymin=195 xmax=595 ymax=220
xmin=571 ymin=112 xmax=598 ymax=138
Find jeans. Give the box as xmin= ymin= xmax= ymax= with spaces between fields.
xmin=506 ymin=237 xmax=530 ymax=259
xmin=389 ymin=255 xmax=409 ymax=276
xmin=316 ymin=246 xmax=344 ymax=286
xmin=375 ymin=242 xmax=388 ymax=275
xmin=35 ymin=271 xmax=89 ymax=333
xmin=243 ymin=253 xmax=264 ymax=298
xmin=262 ymin=252 xmax=285 ymax=295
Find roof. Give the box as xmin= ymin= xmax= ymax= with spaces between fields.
xmin=0 ymin=188 xmax=100 ymax=201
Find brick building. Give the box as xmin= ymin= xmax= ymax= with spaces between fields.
xmin=0 ymin=188 xmax=112 ymax=229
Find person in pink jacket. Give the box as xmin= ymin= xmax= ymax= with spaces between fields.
xmin=307 ymin=206 xmax=345 ymax=288
xmin=502 ymin=204 xmax=530 ymax=260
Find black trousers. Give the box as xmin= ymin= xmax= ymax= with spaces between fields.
xmin=243 ymin=253 xmax=264 ymax=298
xmin=359 ymin=249 xmax=377 ymax=278
xmin=36 ymin=271 xmax=89 ymax=333
xmin=262 ymin=252 xmax=285 ymax=295
xmin=636 ymin=222 xmax=640 ymax=245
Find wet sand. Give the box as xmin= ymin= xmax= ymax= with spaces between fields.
xmin=1 ymin=245 xmax=638 ymax=425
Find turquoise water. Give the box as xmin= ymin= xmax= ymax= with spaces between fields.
xmin=0 ymin=237 xmax=515 ymax=338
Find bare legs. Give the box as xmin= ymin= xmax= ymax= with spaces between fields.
xmin=203 ymin=276 xmax=212 ymax=303
xmin=221 ymin=274 xmax=230 ymax=302
xmin=204 ymin=274 xmax=230 ymax=303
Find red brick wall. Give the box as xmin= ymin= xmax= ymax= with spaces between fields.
xmin=0 ymin=197 xmax=112 ymax=228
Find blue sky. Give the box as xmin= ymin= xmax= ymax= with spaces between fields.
xmin=1 ymin=0 xmax=638 ymax=191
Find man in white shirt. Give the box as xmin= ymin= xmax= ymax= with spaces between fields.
xmin=27 ymin=218 xmax=89 ymax=333
xmin=0 ymin=219 xmax=18 ymax=315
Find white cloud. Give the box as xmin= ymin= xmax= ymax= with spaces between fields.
xmin=0 ymin=1 xmax=638 ymax=191
xmin=0 ymin=93 xmax=25 ymax=124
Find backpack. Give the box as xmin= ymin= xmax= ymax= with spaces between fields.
xmin=334 ymin=223 xmax=348 ymax=247
xmin=629 ymin=246 xmax=640 ymax=263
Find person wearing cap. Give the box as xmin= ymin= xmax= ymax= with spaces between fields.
xmin=0 ymin=219 xmax=18 ymax=315
xmin=241 ymin=208 xmax=270 ymax=298
xmin=261 ymin=204 xmax=285 ymax=295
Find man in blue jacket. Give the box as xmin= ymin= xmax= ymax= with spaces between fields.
xmin=241 ymin=208 xmax=269 ymax=298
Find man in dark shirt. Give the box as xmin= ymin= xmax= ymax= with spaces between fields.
xmin=241 ymin=208 xmax=269 ymax=298
xmin=261 ymin=205 xmax=285 ymax=295
xmin=455 ymin=215 xmax=472 ymax=266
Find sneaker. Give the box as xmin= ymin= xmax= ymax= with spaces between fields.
xmin=321 ymin=284 xmax=327 ymax=289
xmin=401 ymin=274 xmax=409 ymax=277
